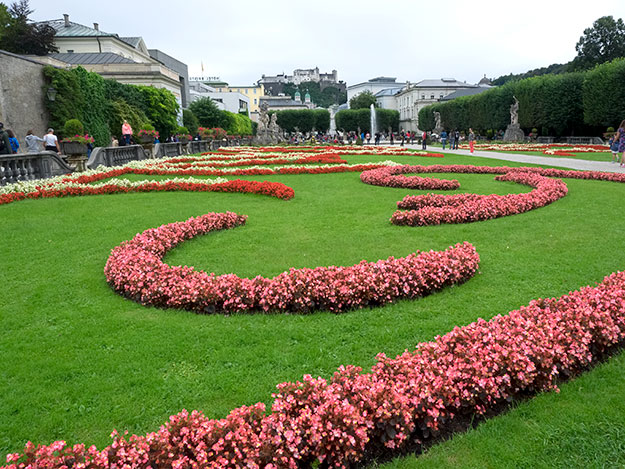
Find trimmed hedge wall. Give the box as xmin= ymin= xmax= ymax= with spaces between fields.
xmin=275 ymin=109 xmax=330 ymax=133
xmin=418 ymin=58 xmax=625 ymax=136
xmin=335 ymin=109 xmax=399 ymax=133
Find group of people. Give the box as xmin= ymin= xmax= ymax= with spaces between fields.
xmin=609 ymin=120 xmax=625 ymax=165
xmin=0 ymin=124 xmax=61 ymax=155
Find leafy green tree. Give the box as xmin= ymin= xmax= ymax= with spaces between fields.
xmin=189 ymin=97 xmax=223 ymax=128
xmin=0 ymin=0 xmax=57 ymax=55
xmin=349 ymin=90 xmax=377 ymax=110
xmin=139 ymin=86 xmax=179 ymax=139
xmin=183 ymin=109 xmax=200 ymax=135
xmin=282 ymin=81 xmax=347 ymax=108
xmin=571 ymin=16 xmax=625 ymax=71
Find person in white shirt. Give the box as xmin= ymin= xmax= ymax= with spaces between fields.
xmin=43 ymin=128 xmax=60 ymax=154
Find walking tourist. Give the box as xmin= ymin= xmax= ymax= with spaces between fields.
xmin=440 ymin=129 xmax=448 ymax=149
xmin=25 ymin=130 xmax=44 ymax=153
xmin=422 ymin=130 xmax=427 ymax=150
xmin=609 ymin=133 xmax=619 ymax=163
xmin=43 ymin=128 xmax=61 ymax=154
xmin=468 ymin=128 xmax=476 ymax=153
xmin=390 ymin=132 xmax=394 ymax=145
xmin=366 ymin=132 xmax=371 ymax=144
xmin=0 ymin=123 xmax=11 ymax=154
xmin=7 ymin=129 xmax=19 ymax=153
xmin=454 ymin=130 xmax=460 ymax=149
xmin=617 ymin=120 xmax=625 ymax=166
xmin=121 ymin=120 xmax=133 ymax=146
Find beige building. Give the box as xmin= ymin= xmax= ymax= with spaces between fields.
xmin=213 ymin=84 xmax=265 ymax=115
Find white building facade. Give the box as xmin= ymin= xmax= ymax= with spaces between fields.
xmin=347 ymin=77 xmax=407 ymax=104
xmin=188 ymin=80 xmax=249 ymax=114
xmin=396 ymin=78 xmax=483 ymax=131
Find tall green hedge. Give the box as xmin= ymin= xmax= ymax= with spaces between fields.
xmin=335 ymin=109 xmax=399 ymax=133
xmin=419 ymin=59 xmax=625 ymax=136
xmin=275 ymin=109 xmax=330 ymax=133
xmin=43 ymin=65 xmax=180 ymax=146
xmin=583 ymin=59 xmax=625 ymax=128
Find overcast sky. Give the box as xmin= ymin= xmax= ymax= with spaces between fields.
xmin=27 ymin=0 xmax=625 ymax=87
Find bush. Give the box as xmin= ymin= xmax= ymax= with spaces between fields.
xmin=62 ymin=119 xmax=84 ymax=138
xmin=183 ymin=109 xmax=199 ymax=135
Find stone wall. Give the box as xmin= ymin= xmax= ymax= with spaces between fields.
xmin=0 ymin=50 xmax=50 ymax=145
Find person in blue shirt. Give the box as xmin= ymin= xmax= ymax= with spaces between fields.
xmin=440 ymin=130 xmax=448 ymax=150
xmin=7 ymin=129 xmax=19 ymax=153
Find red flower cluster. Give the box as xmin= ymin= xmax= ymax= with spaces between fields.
xmin=7 ymin=269 xmax=625 ymax=468
xmin=104 ymin=212 xmax=480 ymax=314
xmin=392 ymin=171 xmax=568 ymax=226
xmin=360 ymin=165 xmax=460 ymax=190
xmin=0 ymin=179 xmax=294 ymax=206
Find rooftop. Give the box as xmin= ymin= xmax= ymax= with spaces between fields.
xmin=40 ymin=17 xmax=113 ymax=37
xmin=49 ymin=52 xmax=136 ymax=64
xmin=375 ymin=87 xmax=404 ymax=97
xmin=413 ymin=78 xmax=476 ymax=88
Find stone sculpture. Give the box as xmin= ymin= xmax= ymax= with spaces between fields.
xmin=503 ymin=96 xmax=525 ymax=142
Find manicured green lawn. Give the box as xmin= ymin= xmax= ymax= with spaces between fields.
xmin=1 ymin=151 xmax=625 ymax=466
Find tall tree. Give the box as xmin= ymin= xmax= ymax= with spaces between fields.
xmin=0 ymin=0 xmax=58 ymax=55
xmin=349 ymin=90 xmax=377 ymax=109
xmin=571 ymin=15 xmax=625 ymax=70
xmin=188 ymin=97 xmax=224 ymax=128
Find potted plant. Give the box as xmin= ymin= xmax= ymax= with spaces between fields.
xmin=138 ymin=129 xmax=159 ymax=144
xmin=175 ymin=126 xmax=192 ymax=144
xmin=61 ymin=133 xmax=95 ymax=156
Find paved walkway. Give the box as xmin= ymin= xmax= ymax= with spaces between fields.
xmin=396 ymin=144 xmax=624 ymax=174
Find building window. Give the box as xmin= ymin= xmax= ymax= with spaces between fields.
xmin=67 ymin=49 xmax=74 ymax=53
xmin=254 ymin=89 xmax=257 ymax=94
xmin=430 ymin=94 xmax=435 ymax=99
xmin=254 ymin=99 xmax=257 ymax=104
xmin=421 ymin=94 xmax=425 ymax=99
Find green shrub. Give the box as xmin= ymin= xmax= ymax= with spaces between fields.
xmin=63 ymin=119 xmax=84 ymax=137
xmin=183 ymin=109 xmax=199 ymax=135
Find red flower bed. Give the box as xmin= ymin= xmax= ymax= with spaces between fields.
xmin=0 ymin=179 xmax=294 ymax=206
xmin=104 ymin=212 xmax=480 ymax=314
xmin=392 ymin=171 xmax=568 ymax=226
xmin=7 ymin=268 xmax=625 ymax=468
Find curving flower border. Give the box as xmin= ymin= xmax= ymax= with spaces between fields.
xmin=7 ymin=268 xmax=625 ymax=468
xmin=0 ymin=178 xmax=295 ymax=205
xmin=104 ymin=212 xmax=480 ymax=315
xmin=391 ymin=171 xmax=568 ymax=226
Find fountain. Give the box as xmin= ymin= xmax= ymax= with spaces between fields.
xmin=370 ymin=103 xmax=377 ymax=138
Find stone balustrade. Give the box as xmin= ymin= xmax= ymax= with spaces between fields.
xmin=87 ymin=145 xmax=148 ymax=170
xmin=0 ymin=151 xmax=74 ymax=186
xmin=564 ymin=136 xmax=604 ymax=145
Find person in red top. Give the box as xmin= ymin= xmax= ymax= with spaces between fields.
xmin=121 ymin=120 xmax=133 ymax=146
xmin=422 ymin=131 xmax=427 ymax=150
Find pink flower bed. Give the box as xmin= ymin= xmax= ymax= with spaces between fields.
xmin=360 ymin=164 xmax=460 ymax=190
xmin=392 ymin=171 xmax=568 ymax=226
xmin=7 ymin=269 xmax=625 ymax=468
xmin=360 ymin=163 xmax=625 ymax=185
xmin=104 ymin=212 xmax=480 ymax=314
